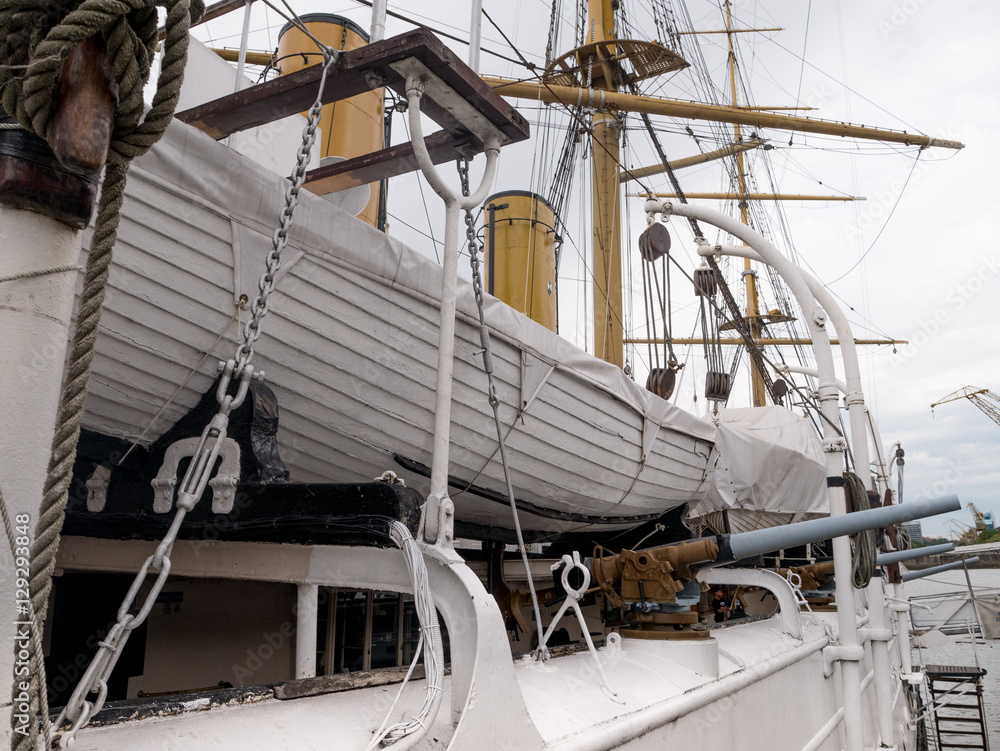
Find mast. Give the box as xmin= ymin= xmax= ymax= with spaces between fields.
xmin=724 ymin=0 xmax=766 ymax=406
xmin=493 ymin=0 xmax=962 ymax=375
xmin=588 ymin=0 xmax=624 ymax=367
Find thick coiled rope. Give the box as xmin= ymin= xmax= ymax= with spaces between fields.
xmin=846 ymin=472 xmax=877 ymax=589
xmin=0 ymin=0 xmax=202 ymax=746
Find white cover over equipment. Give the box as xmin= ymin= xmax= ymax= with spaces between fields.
xmin=691 ymin=406 xmax=826 ymax=533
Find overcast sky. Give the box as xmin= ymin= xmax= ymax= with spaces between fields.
xmin=191 ymin=0 xmax=1000 ymax=539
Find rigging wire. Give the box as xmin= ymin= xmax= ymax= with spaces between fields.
xmin=399 ymin=114 xmax=441 ymax=263
xmin=789 ymin=0 xmax=811 ymax=147
xmin=479 ymin=6 xmax=641 ymax=342
xmin=348 ymin=0 xmax=528 ymax=66
xmin=827 ymin=150 xmax=922 ymax=285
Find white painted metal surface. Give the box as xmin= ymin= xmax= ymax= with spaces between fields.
xmin=0 ymin=206 xmax=81 ymax=747
xmin=657 ymin=201 xmax=866 ymax=751
xmin=295 ymin=583 xmax=319 ymax=679
xmin=403 ymin=73 xmax=500 ymax=544
xmin=55 ymin=536 xmax=911 ymax=751
xmin=697 ymin=567 xmax=802 ymax=639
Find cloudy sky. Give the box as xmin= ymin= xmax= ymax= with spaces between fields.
xmin=191 ymin=0 xmax=999 ymax=538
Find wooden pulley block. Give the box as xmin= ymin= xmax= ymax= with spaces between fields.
xmin=646 ymin=367 xmax=677 ymax=400
xmin=52 ymin=35 xmax=117 ymax=175
xmin=638 ymin=221 xmax=671 ymax=262
xmin=693 ymin=267 xmax=719 ymax=297
xmin=705 ymin=371 xmax=731 ymax=402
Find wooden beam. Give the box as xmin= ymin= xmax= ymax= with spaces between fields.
xmin=632 ymin=192 xmax=862 ymax=201
xmin=622 ymin=139 xmax=765 ymax=183
xmin=177 ymin=29 xmax=530 ymax=149
xmin=678 ymin=28 xmax=782 ymax=35
xmin=739 ymin=106 xmax=814 ymax=111
xmin=303 ymin=131 xmax=478 ymax=194
xmin=196 ymin=0 xmax=251 ymax=27
xmin=482 ymin=76 xmax=964 ymax=150
xmin=159 ymin=0 xmax=250 ymax=40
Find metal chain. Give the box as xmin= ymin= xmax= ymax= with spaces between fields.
xmin=234 ymin=51 xmax=338 ymax=370
xmin=458 ymin=161 xmax=498 ymax=411
xmin=457 ymin=159 xmax=546 ymax=657
xmin=52 ymin=49 xmax=338 ymax=749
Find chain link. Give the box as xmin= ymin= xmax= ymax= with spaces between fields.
xmin=457 ymin=159 xmax=545 ymax=657
xmin=458 ymin=159 xmax=498 ymax=410
xmin=53 ymin=49 xmax=339 ymax=749
xmin=234 ymin=51 xmax=337 ymax=371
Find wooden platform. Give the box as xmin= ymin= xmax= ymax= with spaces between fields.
xmin=175 ymin=28 xmax=530 ymax=195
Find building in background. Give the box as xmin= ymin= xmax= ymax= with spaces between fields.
xmin=902 ymin=521 xmax=923 ymax=542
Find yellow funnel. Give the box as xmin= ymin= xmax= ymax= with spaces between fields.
xmin=277 ymin=14 xmax=383 ymax=226
xmin=483 ymin=191 xmax=558 ymax=332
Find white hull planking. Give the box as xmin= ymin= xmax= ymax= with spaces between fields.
xmin=76 ymin=130 xmax=714 ymax=533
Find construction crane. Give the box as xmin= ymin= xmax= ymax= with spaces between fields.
xmin=931 ymin=386 xmax=1000 ymax=427
xmin=968 ymin=503 xmax=988 ymax=535
xmin=947 ymin=518 xmax=979 ymax=546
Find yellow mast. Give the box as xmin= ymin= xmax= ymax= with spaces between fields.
xmin=489 ymin=2 xmax=961 ymax=376
xmin=628 ymin=337 xmax=906 ymax=346
xmin=588 ymin=0 xmax=624 ymax=367
xmin=724 ymin=0 xmax=767 ymax=406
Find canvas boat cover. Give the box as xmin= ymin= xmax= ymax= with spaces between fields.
xmin=135 ymin=120 xmax=715 ymax=449
xmin=690 ymin=406 xmax=827 ymax=528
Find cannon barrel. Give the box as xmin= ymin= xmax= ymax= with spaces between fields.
xmin=721 ymin=495 xmax=960 ymax=565
xmin=877 ymin=543 xmax=955 ymax=565
xmin=901 ymin=557 xmax=979 ymax=582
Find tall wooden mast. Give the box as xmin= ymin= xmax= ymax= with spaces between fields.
xmin=505 ymin=0 xmax=961 ymax=374
xmin=588 ymin=0 xmax=624 ymax=368
xmin=724 ymin=0 xmax=767 ymax=406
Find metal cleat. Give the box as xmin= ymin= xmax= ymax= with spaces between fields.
xmin=85 ymin=463 xmax=112 ymax=512
xmin=151 ymin=436 xmax=242 ymax=514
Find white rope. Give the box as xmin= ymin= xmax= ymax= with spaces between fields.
xmin=362 ymin=633 xmax=424 ymax=751
xmin=364 ymin=522 xmax=444 ymax=750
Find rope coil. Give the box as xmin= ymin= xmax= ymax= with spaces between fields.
xmin=846 ymin=472 xmax=877 ymax=589
xmin=0 ymin=0 xmax=203 ymax=747
xmin=0 ymin=0 xmax=205 ymax=164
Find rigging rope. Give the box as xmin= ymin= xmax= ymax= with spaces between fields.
xmin=828 ymin=151 xmax=922 ymax=285
xmin=458 ymin=158 xmax=546 ymax=657
xmin=0 ymin=0 xmax=204 ymax=745
xmin=0 ymin=265 xmax=83 ymax=285
xmin=846 ymin=472 xmax=877 ymax=589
